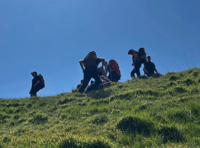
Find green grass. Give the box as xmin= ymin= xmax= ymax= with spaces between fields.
xmin=0 ymin=67 xmax=200 ymax=148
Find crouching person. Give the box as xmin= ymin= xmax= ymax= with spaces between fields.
xmin=78 ymin=51 xmax=105 ymax=94
xmin=29 ymin=71 xmax=45 ymax=97
xmin=106 ymin=59 xmax=121 ymax=82
xmin=77 ymin=79 xmax=84 ymax=89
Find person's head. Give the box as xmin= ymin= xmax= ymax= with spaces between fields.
xmin=128 ymin=49 xmax=135 ymax=55
xmin=147 ymin=56 xmax=151 ymax=62
xmin=81 ymin=79 xmax=84 ymax=84
xmin=31 ymin=71 xmax=37 ymax=77
xmin=90 ymin=51 xmax=97 ymax=57
xmin=139 ymin=47 xmax=145 ymax=52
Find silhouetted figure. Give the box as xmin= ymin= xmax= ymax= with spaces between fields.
xmin=128 ymin=49 xmax=141 ymax=77
xmin=78 ymin=51 xmax=105 ymax=94
xmin=29 ymin=71 xmax=45 ymax=97
xmin=143 ymin=56 xmax=158 ymax=77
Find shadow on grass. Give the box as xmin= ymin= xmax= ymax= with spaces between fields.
xmin=116 ymin=116 xmax=155 ymax=136
xmin=87 ymin=89 xmax=111 ymax=99
xmin=59 ymin=138 xmax=111 ymax=148
xmin=158 ymin=126 xmax=186 ymax=143
xmin=116 ymin=116 xmax=186 ymax=144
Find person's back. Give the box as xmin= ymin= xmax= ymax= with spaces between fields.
xmin=108 ymin=59 xmax=121 ymax=82
xmin=146 ymin=61 xmax=155 ymax=73
xmin=138 ymin=47 xmax=147 ymax=64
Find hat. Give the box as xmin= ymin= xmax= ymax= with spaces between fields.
xmin=128 ymin=49 xmax=134 ymax=54
xmin=31 ymin=71 xmax=37 ymax=75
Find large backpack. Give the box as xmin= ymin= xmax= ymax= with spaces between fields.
xmin=38 ymin=74 xmax=45 ymax=87
xmin=109 ymin=59 xmax=120 ymax=74
xmin=138 ymin=48 xmax=146 ymax=59
xmin=83 ymin=52 xmax=97 ymax=67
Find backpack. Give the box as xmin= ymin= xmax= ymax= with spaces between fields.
xmin=138 ymin=48 xmax=146 ymax=59
xmin=109 ymin=59 xmax=120 ymax=74
xmin=38 ymin=74 xmax=45 ymax=87
xmin=83 ymin=52 xmax=97 ymax=67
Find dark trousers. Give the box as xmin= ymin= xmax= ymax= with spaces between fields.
xmin=131 ymin=61 xmax=141 ymax=77
xmin=108 ymin=71 xmax=120 ymax=82
xmin=79 ymin=67 xmax=101 ymax=93
xmin=30 ymin=84 xmax=44 ymax=97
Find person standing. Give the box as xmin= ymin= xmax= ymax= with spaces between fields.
xmin=78 ymin=51 xmax=105 ymax=94
xmin=128 ymin=49 xmax=141 ymax=77
xmin=29 ymin=71 xmax=45 ymax=97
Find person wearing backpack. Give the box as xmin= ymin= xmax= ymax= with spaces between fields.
xmin=138 ymin=47 xmax=147 ymax=64
xmin=78 ymin=51 xmax=105 ymax=94
xmin=29 ymin=71 xmax=45 ymax=97
xmin=143 ymin=56 xmax=158 ymax=77
xmin=107 ymin=59 xmax=121 ymax=82
xmin=128 ymin=49 xmax=141 ymax=77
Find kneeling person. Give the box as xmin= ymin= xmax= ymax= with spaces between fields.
xmin=107 ymin=59 xmax=121 ymax=82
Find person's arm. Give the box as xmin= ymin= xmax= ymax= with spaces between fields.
xmin=132 ymin=54 xmax=137 ymax=66
xmin=154 ymin=67 xmax=158 ymax=74
xmin=143 ymin=65 xmax=148 ymax=74
xmin=153 ymin=63 xmax=158 ymax=73
xmin=34 ymin=80 xmax=41 ymax=87
xmin=79 ymin=60 xmax=84 ymax=72
xmin=99 ymin=58 xmax=105 ymax=69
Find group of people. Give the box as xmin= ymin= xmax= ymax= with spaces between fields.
xmin=77 ymin=48 xmax=158 ymax=94
xmin=77 ymin=51 xmax=121 ymax=94
xmin=30 ymin=48 xmax=158 ymax=96
xmin=128 ymin=48 xmax=158 ymax=77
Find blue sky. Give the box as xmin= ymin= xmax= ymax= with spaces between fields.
xmin=0 ymin=0 xmax=200 ymax=99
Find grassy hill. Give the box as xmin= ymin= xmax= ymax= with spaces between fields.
xmin=1 ymin=68 xmax=200 ymax=148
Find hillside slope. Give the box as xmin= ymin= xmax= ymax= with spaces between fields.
xmin=0 ymin=68 xmax=200 ymax=148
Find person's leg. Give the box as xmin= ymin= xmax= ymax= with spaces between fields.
xmin=112 ymin=71 xmax=119 ymax=82
xmin=92 ymin=69 xmax=101 ymax=90
xmin=85 ymin=84 xmax=95 ymax=93
xmin=30 ymin=86 xmax=41 ymax=96
xmin=135 ymin=61 xmax=141 ymax=77
xmin=131 ymin=69 xmax=136 ymax=77
xmin=79 ymin=68 xmax=92 ymax=93
xmin=108 ymin=73 xmax=111 ymax=80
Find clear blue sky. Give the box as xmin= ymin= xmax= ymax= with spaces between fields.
xmin=0 ymin=0 xmax=200 ymax=99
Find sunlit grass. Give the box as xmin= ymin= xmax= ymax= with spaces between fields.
xmin=0 ymin=67 xmax=200 ymax=147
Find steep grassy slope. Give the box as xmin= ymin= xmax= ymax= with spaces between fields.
xmin=0 ymin=68 xmax=200 ymax=148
